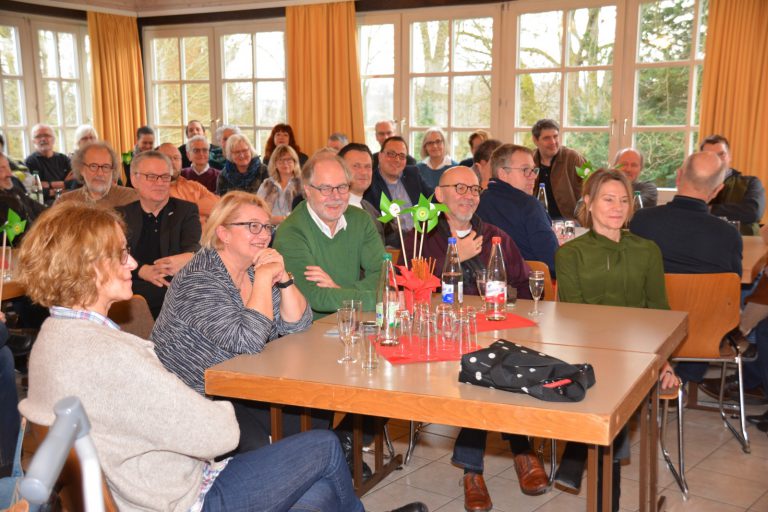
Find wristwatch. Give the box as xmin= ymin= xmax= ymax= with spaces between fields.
xmin=276 ymin=272 xmax=294 ymax=289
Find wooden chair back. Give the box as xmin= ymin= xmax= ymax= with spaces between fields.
xmin=525 ymin=260 xmax=555 ymax=301
xmin=664 ymin=273 xmax=740 ymax=359
xmin=108 ymin=294 xmax=155 ymax=339
xmin=27 ymin=422 xmax=119 ymax=512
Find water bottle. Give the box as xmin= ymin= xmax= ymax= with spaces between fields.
xmin=633 ymin=190 xmax=643 ymax=211
xmin=485 ymin=236 xmax=507 ymax=321
xmin=441 ymin=237 xmax=463 ymax=305
xmin=30 ymin=171 xmax=44 ymax=204
xmin=537 ymin=183 xmax=548 ymax=211
xmin=375 ymin=253 xmax=399 ymax=345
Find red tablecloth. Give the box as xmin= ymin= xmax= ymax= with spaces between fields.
xmin=476 ymin=312 xmax=536 ymax=332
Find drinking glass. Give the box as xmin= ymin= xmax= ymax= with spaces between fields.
xmin=435 ymin=304 xmax=455 ymax=343
xmin=337 ymin=307 xmax=357 ymax=363
xmin=506 ymin=285 xmax=517 ymax=310
xmin=475 ymin=269 xmax=488 ymax=312
xmin=361 ymin=321 xmax=379 ymax=370
xmin=342 ymin=299 xmax=363 ymax=334
xmin=455 ymin=306 xmax=478 ymax=351
xmin=528 ymin=270 xmax=545 ymax=317
xmin=396 ymin=309 xmax=412 ymax=340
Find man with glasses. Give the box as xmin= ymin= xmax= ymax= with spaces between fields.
xmin=364 ymin=136 xmax=431 ymax=247
xmin=402 ymin=166 xmax=540 ymax=511
xmin=24 ymin=123 xmax=74 ymax=202
xmin=477 ymin=144 xmax=559 ymax=276
xmin=157 ymin=142 xmax=219 ymax=226
xmin=118 ymin=151 xmax=202 ymax=318
xmin=274 ymin=153 xmax=384 ymax=319
xmin=371 ymin=120 xmax=416 ymax=171
xmin=177 ymin=120 xmax=220 ymax=170
xmin=181 ymin=134 xmax=221 ymax=193
xmin=57 ymin=141 xmax=138 ymax=208
xmin=531 ymin=119 xmax=585 ymax=220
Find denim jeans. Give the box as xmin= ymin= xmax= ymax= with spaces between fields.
xmin=743 ymin=316 xmax=768 ymax=390
xmin=0 ymin=342 xmax=20 ymax=477
xmin=202 ymin=430 xmax=364 ymax=512
xmin=451 ymin=428 xmax=532 ymax=472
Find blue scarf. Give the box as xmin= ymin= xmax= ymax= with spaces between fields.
xmin=222 ymin=157 xmax=264 ymax=189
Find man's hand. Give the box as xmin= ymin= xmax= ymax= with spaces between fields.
xmin=138 ymin=264 xmax=171 ymax=287
xmin=455 ymin=231 xmax=483 ymax=262
xmin=154 ymin=253 xmax=193 ymax=276
xmin=659 ymin=362 xmax=679 ymax=391
xmin=305 ymin=266 xmax=339 ymax=288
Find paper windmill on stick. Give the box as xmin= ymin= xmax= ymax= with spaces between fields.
xmin=378 ymin=193 xmax=409 ymax=268
xmin=576 ymin=160 xmax=596 ymax=180
xmin=402 ymin=194 xmax=448 ymax=261
xmin=0 ymin=208 xmax=26 ymax=300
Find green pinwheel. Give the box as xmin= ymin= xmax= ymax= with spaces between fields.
xmin=403 ymin=194 xmax=448 ymax=234
xmin=377 ymin=192 xmax=407 ymax=223
xmin=2 ymin=208 xmax=26 ymax=244
xmin=576 ymin=160 xmax=595 ymax=180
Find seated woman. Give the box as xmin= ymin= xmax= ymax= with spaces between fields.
xmin=416 ymin=127 xmax=457 ymax=191
xmin=216 ymin=134 xmax=268 ymax=196
xmin=555 ymin=168 xmax=677 ymax=511
xmin=262 ymin=123 xmax=308 ymax=168
xmin=256 ymin=144 xmax=301 ymax=224
xmin=16 ymin=202 xmax=365 ymax=511
xmin=151 ymin=191 xmax=331 ymax=452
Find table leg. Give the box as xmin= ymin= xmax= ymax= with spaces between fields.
xmin=270 ymin=404 xmax=283 ymax=442
xmin=650 ymin=384 xmax=659 ymax=512
xmin=601 ymin=443 xmax=613 ymax=512
xmin=300 ymin=407 xmax=312 ymax=432
xmin=353 ymin=415 xmax=364 ymax=488
xmin=374 ymin=417 xmax=385 ymax=472
xmin=587 ymin=444 xmax=598 ymax=512
xmin=640 ymin=391 xmax=650 ymax=512
xmin=638 ymin=384 xmax=661 ymax=512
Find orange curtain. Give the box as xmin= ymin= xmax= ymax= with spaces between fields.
xmin=87 ymin=11 xmax=146 ymax=181
xmin=699 ymin=0 xmax=768 ymax=216
xmin=286 ymin=1 xmax=365 ymax=155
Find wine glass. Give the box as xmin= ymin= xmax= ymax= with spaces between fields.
xmin=475 ymin=269 xmax=487 ymax=312
xmin=337 ymin=307 xmax=357 ymax=363
xmin=528 ymin=270 xmax=545 ymax=317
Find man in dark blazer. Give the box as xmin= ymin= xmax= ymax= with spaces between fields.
xmin=363 ymin=136 xmax=431 ymax=247
xmin=118 ymin=151 xmax=201 ymax=318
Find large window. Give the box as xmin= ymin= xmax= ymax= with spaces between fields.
xmin=144 ymin=21 xmax=285 ymax=152
xmin=0 ymin=14 xmax=90 ymax=160
xmin=359 ymin=0 xmax=708 ymax=187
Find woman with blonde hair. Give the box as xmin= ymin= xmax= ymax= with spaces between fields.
xmin=216 ymin=133 xmax=268 ymax=195
xmin=256 ymin=144 xmax=301 ymax=224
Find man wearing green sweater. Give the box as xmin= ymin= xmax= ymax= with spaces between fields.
xmin=274 ymin=154 xmax=385 ymax=319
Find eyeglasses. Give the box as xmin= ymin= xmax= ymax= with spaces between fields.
xmin=424 ymin=139 xmax=444 ymax=147
xmin=438 ymin=183 xmax=482 ymax=196
xmin=134 ymin=172 xmax=172 ymax=183
xmin=309 ymin=183 xmax=350 ymax=196
xmin=226 ymin=221 xmax=276 ymax=235
xmin=502 ymin=166 xmax=540 ymax=177
xmin=33 ymin=133 xmax=53 ymax=140
xmin=384 ymin=150 xmax=407 ymax=161
xmin=232 ymin=149 xmax=251 ymax=157
xmin=190 ymin=147 xmax=209 ymax=154
xmin=120 ymin=247 xmax=131 ymax=265
xmin=277 ymin=158 xmax=295 ymax=165
xmin=84 ymin=163 xmax=114 ymax=174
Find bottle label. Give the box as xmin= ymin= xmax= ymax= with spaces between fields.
xmin=457 ymin=281 xmax=463 ymax=304
xmin=441 ymin=283 xmax=454 ymax=303
xmin=375 ymin=301 xmax=398 ymax=327
xmin=485 ymin=280 xmax=506 ymax=305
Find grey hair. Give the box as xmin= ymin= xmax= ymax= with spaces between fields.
xmin=72 ymin=141 xmax=120 ymax=182
xmin=185 ymin=134 xmax=210 ymax=154
xmin=612 ymin=147 xmax=645 ymax=170
xmin=74 ymin=124 xmax=98 ymax=145
xmin=215 ymin=125 xmax=241 ymax=146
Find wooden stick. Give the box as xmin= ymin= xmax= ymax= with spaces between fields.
xmin=419 ymin=221 xmax=426 ymax=259
xmin=413 ymin=221 xmax=418 ymax=268
xmin=396 ymin=216 xmax=408 ymax=270
xmin=0 ymin=231 xmax=7 ymax=301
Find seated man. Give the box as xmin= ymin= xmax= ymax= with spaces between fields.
xmin=477 ymin=144 xmax=558 ymax=277
xmin=274 ymin=154 xmax=384 ymax=319
xmin=181 ymin=134 xmax=221 ymax=193
xmin=371 ymin=120 xmax=417 ymax=171
xmin=327 ymin=132 xmax=348 ymax=152
xmin=401 ymin=166 xmax=542 ymax=511
xmin=0 ymin=152 xmax=45 ymax=231
xmin=338 ymin=142 xmax=386 ymax=242
xmin=210 ymin=124 xmax=239 ymax=170
xmin=24 ymin=123 xmax=75 ymax=201
xmin=614 ymin=147 xmax=657 ymax=207
xmin=458 ymin=129 xmax=492 ymax=168
xmin=630 ymin=151 xmax=741 ymax=385
xmin=118 ymin=151 xmax=201 ymax=318
xmin=701 ymin=134 xmax=766 ymax=235
xmin=157 ymin=142 xmax=219 ymax=226
xmin=364 ymin=136 xmax=431 ymax=247
xmin=57 ymin=141 xmax=138 ymax=208
xmin=122 ymin=125 xmax=155 ymax=188
xmin=471 ymin=138 xmax=502 ymax=189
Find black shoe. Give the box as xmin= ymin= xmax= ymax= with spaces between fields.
xmin=757 ymin=421 xmax=768 ymax=433
xmin=699 ymin=378 xmax=767 ymax=405
xmin=554 ymin=444 xmax=586 ymax=492
xmin=388 ymin=503 xmax=429 ymax=512
xmin=742 ymin=344 xmax=759 ymax=360
xmin=334 ymin=430 xmax=373 ymax=480
xmin=747 ymin=410 xmax=768 ymax=425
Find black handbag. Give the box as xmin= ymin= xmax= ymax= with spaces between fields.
xmin=459 ymin=339 xmax=596 ymax=402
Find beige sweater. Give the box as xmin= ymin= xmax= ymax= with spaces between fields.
xmin=19 ymin=318 xmax=239 ymax=512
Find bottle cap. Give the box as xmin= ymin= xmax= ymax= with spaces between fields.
xmin=634 ymin=190 xmax=641 ymax=195
xmin=448 ymin=237 xmax=457 ymax=244
xmin=382 ymin=253 xmax=392 ymax=261
xmin=492 ymin=236 xmax=501 ymax=244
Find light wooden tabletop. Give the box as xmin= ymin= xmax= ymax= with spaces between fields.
xmin=205 ymin=319 xmax=661 ymax=446
xmin=742 ymin=235 xmax=768 ymax=284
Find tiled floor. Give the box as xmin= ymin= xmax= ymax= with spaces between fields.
xmin=361 ymin=403 xmax=768 ymax=512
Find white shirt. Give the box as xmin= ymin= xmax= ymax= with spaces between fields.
xmin=421 ymin=155 xmax=454 ymax=170
xmin=307 ymin=202 xmax=348 ymax=239
xmin=348 ymin=193 xmax=363 ymax=209
xmin=191 ymin=164 xmax=211 ymax=176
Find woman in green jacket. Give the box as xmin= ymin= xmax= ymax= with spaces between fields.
xmin=554 ymin=168 xmax=678 ymax=511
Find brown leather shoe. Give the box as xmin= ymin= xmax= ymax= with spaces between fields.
xmin=463 ymin=472 xmax=492 ymax=512
xmin=513 ymin=450 xmax=550 ymax=496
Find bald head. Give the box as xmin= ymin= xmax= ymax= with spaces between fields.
xmin=435 ymin=166 xmax=480 ymax=226
xmin=157 ymin=142 xmax=183 ymax=176
xmin=678 ymin=151 xmax=726 ymax=201
xmin=438 ymin=165 xmax=478 ymax=187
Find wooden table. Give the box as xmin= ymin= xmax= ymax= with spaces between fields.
xmin=206 ymin=303 xmax=686 ymax=511
xmin=742 ymin=235 xmax=768 ymax=284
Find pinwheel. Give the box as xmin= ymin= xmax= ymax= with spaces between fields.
xmin=576 ymin=160 xmax=595 ymax=180
xmin=0 ymin=208 xmax=26 ymax=300
xmin=401 ymin=194 xmax=448 ymax=260
xmin=378 ymin=192 xmax=410 ymax=268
